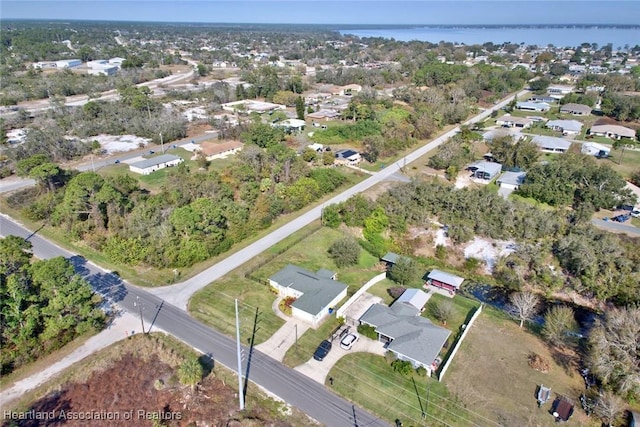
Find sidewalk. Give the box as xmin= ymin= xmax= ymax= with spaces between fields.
xmin=0 ymin=311 xmax=155 ymax=409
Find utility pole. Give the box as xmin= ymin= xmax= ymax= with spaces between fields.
xmin=160 ymin=132 xmax=165 ymax=154
xmin=134 ymin=295 xmax=145 ymax=334
xmin=235 ymin=299 xmax=245 ymax=410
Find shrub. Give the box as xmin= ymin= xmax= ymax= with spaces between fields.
xmin=416 ymin=366 xmax=428 ymax=377
xmin=391 ymin=359 xmax=413 ymax=376
xmin=357 ymin=324 xmax=378 ymax=340
xmin=387 ymin=286 xmax=407 ymax=299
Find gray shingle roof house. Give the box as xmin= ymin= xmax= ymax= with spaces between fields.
xmin=532 ymin=135 xmax=572 ymax=153
xmin=467 ymin=160 xmax=502 ymax=180
xmin=560 ymin=103 xmax=591 ymax=116
xmin=497 ymin=171 xmax=527 ymax=189
xmin=590 ymin=124 xmax=636 ymax=140
xmin=269 ymin=264 xmax=348 ymax=326
xmin=360 ymin=295 xmax=450 ymax=376
xmin=516 ymin=101 xmax=550 ymax=112
xmin=546 ymin=119 xmax=583 ymax=135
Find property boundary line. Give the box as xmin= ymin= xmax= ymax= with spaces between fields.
xmin=438 ymin=303 xmax=483 ymax=381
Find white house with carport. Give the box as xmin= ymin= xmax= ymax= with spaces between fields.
xmin=129 ymin=154 xmax=183 ymax=175
xmin=334 ymin=149 xmax=362 ymax=165
xmin=359 ymin=289 xmax=449 ymax=376
xmin=581 ymin=142 xmax=611 ymax=157
xmin=546 ymin=119 xmax=583 ymax=136
xmin=467 ymin=160 xmax=502 ymax=181
xmin=495 ymin=115 xmax=533 ymax=129
xmin=516 ymin=101 xmax=550 ymax=112
xmin=273 ymin=118 xmax=306 ymax=133
xmin=269 ymin=264 xmax=348 ymax=326
xmin=589 ymin=124 xmax=636 ymax=140
xmin=532 ymin=135 xmax=572 ymax=153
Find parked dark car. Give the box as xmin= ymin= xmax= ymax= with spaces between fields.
xmin=313 ymin=340 xmax=332 ymax=361
xmin=612 ymin=214 xmax=631 ymax=222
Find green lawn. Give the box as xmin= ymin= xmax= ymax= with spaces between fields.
xmin=282 ymin=317 xmax=341 ymax=368
xmin=328 ymin=353 xmax=490 ymax=427
xmin=423 ymin=293 xmax=480 ymax=336
xmin=606 ymin=147 xmax=640 ymax=180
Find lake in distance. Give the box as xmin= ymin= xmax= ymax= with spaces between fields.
xmin=339 ymin=26 xmax=640 ymax=48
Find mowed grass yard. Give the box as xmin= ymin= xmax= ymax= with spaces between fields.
xmin=190 ymin=224 xmax=383 ymax=346
xmin=444 ymin=311 xmax=595 ymax=427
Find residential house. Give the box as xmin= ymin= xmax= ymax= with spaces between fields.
xmin=221 ymin=100 xmax=286 ymax=114
xmin=304 ymin=92 xmax=332 ymax=104
xmin=424 ymin=270 xmax=465 ymax=295
xmin=589 ymin=124 xmax=636 ymax=140
xmin=108 ymin=57 xmax=126 ymax=67
xmin=547 ymin=84 xmax=574 ymax=99
xmin=307 ymin=109 xmax=341 ymax=121
xmin=334 ymin=149 xmax=362 ymax=165
xmin=532 ymin=135 xmax=572 ymax=153
xmin=335 ymin=84 xmax=363 ymax=96
xmin=467 ymin=160 xmax=502 ymax=180
xmin=528 ymin=95 xmax=556 ymax=104
xmin=268 ymin=264 xmax=348 ymax=326
xmin=516 ymin=102 xmax=550 ymax=112
xmin=273 ymin=118 xmax=306 ymax=133
xmin=359 ymin=290 xmax=450 ymax=376
xmin=87 ymin=64 xmax=118 ymax=76
xmin=495 ymin=115 xmax=533 ymax=129
xmin=482 ymin=129 xmax=525 ymax=143
xmin=546 ymin=119 xmax=583 ymax=136
xmin=307 ymin=143 xmax=324 ymax=153
xmin=560 ymin=103 xmax=591 ymax=116
xmin=497 ymin=171 xmax=526 ymax=190
xmin=196 ymin=141 xmax=243 ymax=160
xmin=581 ymin=142 xmax=611 ymax=157
xmin=55 ymin=59 xmax=82 ymax=68
xmin=129 ymin=154 xmax=183 ymax=175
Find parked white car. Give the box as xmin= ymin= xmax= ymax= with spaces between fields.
xmin=340 ymin=333 xmax=359 ymax=350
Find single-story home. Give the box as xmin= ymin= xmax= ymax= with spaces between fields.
xmin=197 ymin=140 xmax=244 ymax=160
xmin=273 ymin=118 xmax=306 ymax=133
xmin=335 ymin=84 xmax=363 ymax=96
xmin=269 ymin=264 xmax=348 ymax=326
xmin=589 ymin=124 xmax=636 ymax=140
xmin=335 ymin=149 xmax=362 ymax=165
xmin=424 ymin=270 xmax=465 ymax=294
xmin=467 ymin=160 xmax=502 ymax=180
xmin=560 ymin=103 xmax=591 ymax=116
xmin=495 ymin=115 xmax=533 ymax=129
xmin=497 ymin=171 xmax=527 ymax=190
xmin=528 ymin=95 xmax=556 ymax=104
xmin=307 ymin=109 xmax=341 ymax=120
xmin=581 ymin=142 xmax=611 ymax=157
xmin=532 ymin=135 xmax=572 ymax=153
xmin=87 ymin=65 xmax=118 ymax=76
xmin=547 ymin=85 xmax=574 ymax=98
xmin=546 ymin=119 xmax=583 ymax=135
xmin=129 ymin=154 xmax=183 ymax=175
xmin=359 ymin=291 xmax=450 ymax=376
xmin=482 ymin=129 xmax=525 ymax=143
xmin=516 ymin=102 xmax=550 ymax=112
xmin=307 ymin=143 xmax=324 ymax=153
xmin=304 ymin=92 xmax=332 ymax=104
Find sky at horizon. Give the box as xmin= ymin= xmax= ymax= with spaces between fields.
xmin=2 ymin=1 xmax=640 ymax=26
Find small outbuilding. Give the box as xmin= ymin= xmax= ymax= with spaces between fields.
xmin=581 ymin=142 xmax=611 ymax=157
xmin=551 ymin=396 xmax=574 ymax=422
xmin=129 ymin=154 xmax=183 ymax=175
xmin=424 ymin=270 xmax=465 ymax=295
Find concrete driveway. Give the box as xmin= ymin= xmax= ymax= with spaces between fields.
xmin=294 ymin=335 xmax=386 ymax=384
xmin=343 ymin=292 xmax=382 ymax=322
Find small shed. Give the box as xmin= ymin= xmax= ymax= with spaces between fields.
xmin=581 ymin=142 xmax=611 ymax=158
xmin=551 ymin=396 xmax=574 ymax=422
xmin=424 ymin=270 xmax=465 ymax=294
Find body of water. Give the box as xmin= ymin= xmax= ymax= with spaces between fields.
xmin=339 ymin=26 xmax=640 ymax=49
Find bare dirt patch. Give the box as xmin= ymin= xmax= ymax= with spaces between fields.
xmin=444 ymin=313 xmax=593 ymax=427
xmin=4 ymin=335 xmax=315 ymax=427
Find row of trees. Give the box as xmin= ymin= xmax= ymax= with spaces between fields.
xmin=0 ymin=236 xmax=105 ymax=375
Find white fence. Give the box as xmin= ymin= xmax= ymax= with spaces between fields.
xmin=336 ymin=272 xmax=387 ymax=319
xmin=438 ymin=303 xmax=483 ymax=381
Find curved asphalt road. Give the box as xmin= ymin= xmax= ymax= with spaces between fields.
xmin=150 ymin=90 xmax=529 ymax=308
xmin=0 ymin=215 xmax=388 ymax=427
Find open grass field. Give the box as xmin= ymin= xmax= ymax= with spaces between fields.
xmin=328 ymin=353 xmax=493 ymax=427
xmin=444 ymin=310 xmax=595 ymax=427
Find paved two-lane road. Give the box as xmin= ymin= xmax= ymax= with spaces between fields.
xmin=150 ymin=90 xmax=528 ymax=308
xmin=0 ymin=215 xmax=389 ymax=427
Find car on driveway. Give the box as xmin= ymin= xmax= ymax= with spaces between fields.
xmin=340 ymin=333 xmax=359 ymax=350
xmin=632 ymin=210 xmax=640 ymax=218
xmin=313 ymin=340 xmax=332 ymax=361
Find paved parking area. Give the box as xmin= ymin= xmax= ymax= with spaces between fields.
xmin=343 ymin=292 xmax=382 ymax=322
xmin=294 ymin=334 xmax=386 ymax=384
